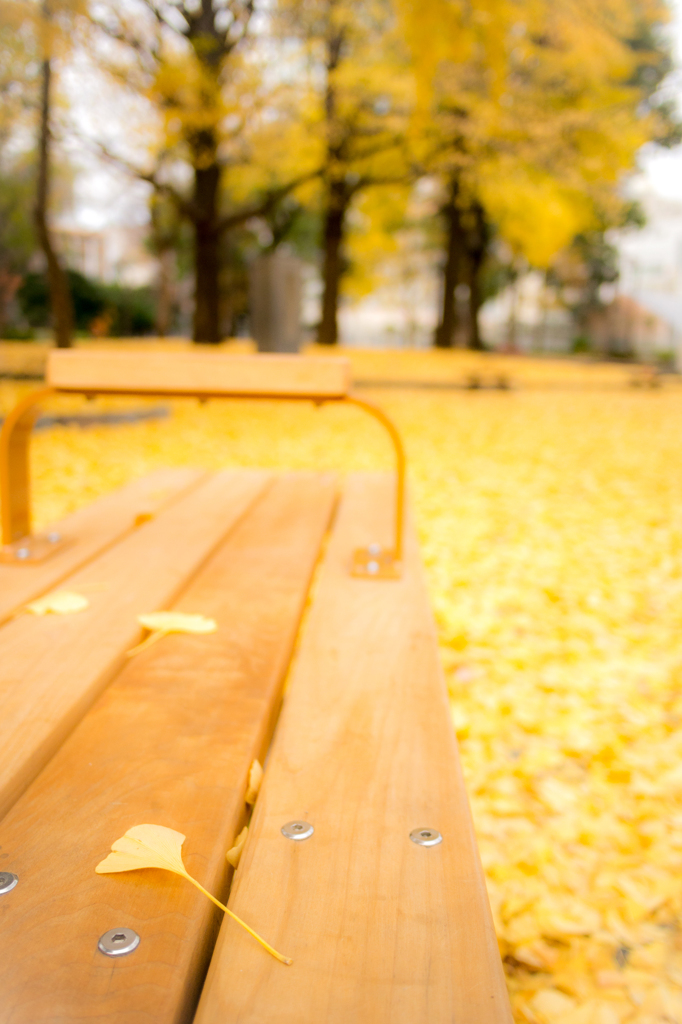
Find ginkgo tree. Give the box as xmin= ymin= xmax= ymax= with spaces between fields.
xmin=275 ymin=0 xmax=414 ymax=345
xmin=396 ymin=0 xmax=679 ymax=348
xmin=87 ymin=0 xmax=318 ymax=344
xmin=1 ymin=0 xmax=80 ymax=347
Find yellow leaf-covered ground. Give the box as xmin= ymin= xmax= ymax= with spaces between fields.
xmin=2 ymin=349 xmax=681 ymax=1021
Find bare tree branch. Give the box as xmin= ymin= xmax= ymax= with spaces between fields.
xmin=81 ymin=135 xmax=196 ymax=219
xmin=217 ymin=168 xmax=321 ymax=234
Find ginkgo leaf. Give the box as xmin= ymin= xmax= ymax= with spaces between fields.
xmin=127 ymin=612 xmax=218 ymax=657
xmin=96 ymin=823 xmax=291 ymax=965
xmin=25 ymin=591 xmax=89 ymax=616
xmin=96 ymin=823 xmax=187 ymax=876
xmin=245 ymin=760 xmax=263 ymax=804
xmin=226 ymin=825 xmax=249 ymax=869
xmin=137 ymin=612 xmax=217 ymax=634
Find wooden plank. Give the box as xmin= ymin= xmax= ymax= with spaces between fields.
xmin=0 ymin=467 xmax=205 ymax=625
xmin=195 ymin=473 xmax=513 ymax=1024
xmin=0 ymin=473 xmax=336 ymax=1024
xmin=48 ymin=350 xmax=352 ymax=398
xmin=0 ymin=470 xmax=270 ymax=823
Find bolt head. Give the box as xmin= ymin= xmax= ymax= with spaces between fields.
xmin=281 ymin=820 xmax=314 ymax=841
xmin=367 ymin=560 xmax=380 ymax=574
xmin=47 ymin=532 xmax=61 ymax=544
xmin=15 ymin=547 xmax=30 ymax=560
xmin=368 ymin=543 xmax=382 ymax=556
xmin=98 ymin=928 xmax=140 ymax=957
xmin=409 ymin=827 xmax=443 ymax=847
xmin=0 ymin=872 xmax=18 ymax=894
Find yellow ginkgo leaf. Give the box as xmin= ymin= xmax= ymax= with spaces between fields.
xmin=25 ymin=591 xmax=89 ymax=616
xmin=128 ymin=612 xmax=218 ymax=657
xmin=96 ymin=823 xmax=291 ymax=965
xmin=245 ymin=760 xmax=263 ymax=804
xmin=96 ymin=823 xmax=187 ymax=876
xmin=226 ymin=825 xmax=249 ymax=869
xmin=137 ymin=612 xmax=217 ymax=634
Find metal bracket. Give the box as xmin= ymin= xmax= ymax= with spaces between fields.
xmin=351 ymin=544 xmax=401 ymax=579
xmin=0 ymin=382 xmax=405 ymax=579
xmin=0 ymin=532 xmax=67 ymax=565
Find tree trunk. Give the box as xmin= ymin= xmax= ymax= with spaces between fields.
xmin=34 ymin=57 xmax=73 ymax=349
xmin=317 ymin=180 xmax=347 ymax=346
xmin=192 ymin=161 xmax=221 ymax=344
xmin=466 ymin=202 xmax=487 ymax=351
xmin=435 ymin=181 xmax=465 ymax=348
xmin=0 ymin=269 xmax=21 ymax=337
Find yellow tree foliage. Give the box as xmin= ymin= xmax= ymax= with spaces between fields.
xmin=384 ymin=0 xmax=675 ymax=349
xmin=399 ymin=0 xmax=673 ymax=267
xmin=275 ymin=0 xmax=414 ymax=343
xmin=87 ymin=1 xmax=319 ymax=344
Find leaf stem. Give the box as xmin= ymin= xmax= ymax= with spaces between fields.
xmin=185 ymin=874 xmax=293 ymax=965
xmin=127 ymin=629 xmax=168 ymax=657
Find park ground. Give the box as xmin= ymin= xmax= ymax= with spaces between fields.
xmin=2 ymin=345 xmax=682 ymax=1023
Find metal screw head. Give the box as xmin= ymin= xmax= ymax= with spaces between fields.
xmin=0 ymin=872 xmax=18 ymax=894
xmin=98 ymin=927 xmax=140 ymax=957
xmin=281 ymin=820 xmax=314 ymax=841
xmin=47 ymin=532 xmax=61 ymax=544
xmin=367 ymin=560 xmax=380 ymax=575
xmin=368 ymin=543 xmax=382 ymax=556
xmin=15 ymin=547 xmax=30 ymax=561
xmin=410 ymin=828 xmax=443 ymax=847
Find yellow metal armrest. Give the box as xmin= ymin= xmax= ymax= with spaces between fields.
xmin=0 ymin=353 xmax=405 ymax=577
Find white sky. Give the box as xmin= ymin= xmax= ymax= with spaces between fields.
xmin=635 ymin=0 xmax=682 ymax=199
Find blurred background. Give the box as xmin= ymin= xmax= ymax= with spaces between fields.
xmin=2 ymin=0 xmax=682 ymax=362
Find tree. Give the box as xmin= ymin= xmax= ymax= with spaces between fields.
xmin=87 ymin=0 xmax=318 ymax=343
xmin=0 ymin=162 xmax=35 ymax=336
xmin=276 ymin=0 xmax=413 ymax=344
xmin=0 ymin=1 xmax=36 ymax=335
xmin=397 ymin=0 xmax=679 ymax=349
xmin=0 ymin=0 xmax=78 ymax=344
xmin=35 ymin=2 xmax=74 ymax=348
xmin=148 ymin=191 xmax=183 ymax=336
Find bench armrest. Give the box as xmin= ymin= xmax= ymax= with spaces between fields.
xmin=0 ymin=352 xmax=405 ymax=577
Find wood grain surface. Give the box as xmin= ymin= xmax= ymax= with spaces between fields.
xmin=195 ymin=473 xmax=513 ymax=1024
xmin=48 ymin=349 xmax=351 ymax=398
xmin=0 ymin=473 xmax=336 ymax=1024
xmin=0 ymin=470 xmax=269 ymax=822
xmin=0 ymin=467 xmax=205 ymax=625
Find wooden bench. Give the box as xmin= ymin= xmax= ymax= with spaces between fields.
xmin=0 ymin=350 xmax=512 ymax=1023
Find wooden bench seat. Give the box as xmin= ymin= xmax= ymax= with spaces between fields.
xmin=196 ymin=474 xmax=510 ymax=1024
xmin=0 ymin=466 xmax=204 ymax=625
xmin=0 ymin=351 xmax=511 ymax=1023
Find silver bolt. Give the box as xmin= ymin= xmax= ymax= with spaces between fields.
xmin=98 ymin=927 xmax=140 ymax=957
xmin=15 ymin=547 xmax=30 ymax=560
xmin=47 ymin=532 xmax=61 ymax=544
xmin=368 ymin=543 xmax=382 ymax=556
xmin=367 ymin=560 xmax=380 ymax=575
xmin=281 ymin=820 xmax=314 ymax=841
xmin=0 ymin=872 xmax=18 ymax=894
xmin=410 ymin=828 xmax=443 ymax=847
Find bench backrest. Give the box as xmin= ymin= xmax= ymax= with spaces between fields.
xmin=47 ymin=350 xmax=351 ymax=399
xmin=2 ymin=351 xmax=403 ymax=575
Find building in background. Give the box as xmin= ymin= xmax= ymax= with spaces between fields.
xmin=52 ymin=225 xmax=157 ymax=288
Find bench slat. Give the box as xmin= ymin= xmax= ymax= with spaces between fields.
xmin=48 ymin=350 xmax=351 ymax=398
xmin=0 ymin=472 xmax=336 ymax=1024
xmin=0 ymin=470 xmax=270 ymax=822
xmin=0 ymin=467 xmax=205 ymax=625
xmin=195 ymin=473 xmax=513 ymax=1024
